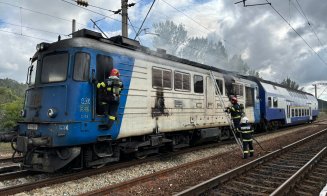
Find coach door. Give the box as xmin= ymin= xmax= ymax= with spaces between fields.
xmin=286 ymin=101 xmax=291 ymax=124
xmin=206 ymin=77 xmax=215 ymax=116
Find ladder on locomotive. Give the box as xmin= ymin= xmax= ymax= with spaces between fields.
xmin=208 ymin=70 xmax=243 ymax=153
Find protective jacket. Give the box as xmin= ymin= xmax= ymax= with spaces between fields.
xmin=97 ymin=76 xmax=123 ymax=102
xmin=239 ymin=124 xmax=254 ymax=159
xmin=227 ymin=103 xmax=243 ymax=119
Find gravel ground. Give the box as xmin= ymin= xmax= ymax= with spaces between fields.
xmin=10 ymin=123 xmax=327 ymax=195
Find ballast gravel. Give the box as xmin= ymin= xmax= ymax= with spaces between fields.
xmin=10 ymin=123 xmax=326 ymax=195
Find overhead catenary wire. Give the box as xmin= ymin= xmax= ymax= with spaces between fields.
xmin=0 ymin=29 xmax=52 ymax=42
xmin=0 ymin=1 xmax=88 ymax=28
xmin=134 ymin=0 xmax=156 ymax=39
xmin=292 ymin=0 xmax=326 ymax=53
xmin=264 ymin=0 xmax=327 ymax=67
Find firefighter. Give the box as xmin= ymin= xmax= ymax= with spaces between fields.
xmin=97 ymin=68 xmax=123 ymax=127
xmin=225 ymin=96 xmax=243 ymax=131
xmin=239 ymin=116 xmax=254 ymax=159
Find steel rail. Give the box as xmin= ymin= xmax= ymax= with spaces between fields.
xmin=174 ymin=128 xmax=327 ymax=196
xmin=270 ymin=146 xmax=327 ymax=196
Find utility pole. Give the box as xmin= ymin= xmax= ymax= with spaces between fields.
xmin=121 ymin=0 xmax=128 ymax=37
xmin=314 ymin=84 xmax=317 ymax=98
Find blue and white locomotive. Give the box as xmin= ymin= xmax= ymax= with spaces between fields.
xmin=4 ymin=29 xmax=318 ymax=172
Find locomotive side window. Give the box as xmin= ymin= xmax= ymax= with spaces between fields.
xmin=96 ymin=55 xmax=113 ymax=82
xmin=41 ymin=53 xmax=68 ymax=83
xmin=232 ymin=84 xmax=243 ymax=96
xmin=215 ymin=79 xmax=223 ymax=95
xmin=73 ymin=52 xmax=90 ymax=81
xmin=245 ymin=87 xmax=254 ymax=107
xmin=194 ymin=75 xmax=203 ymax=93
xmin=152 ymin=67 xmax=172 ymax=89
xmin=291 ymin=108 xmax=294 ymax=117
xmin=174 ymin=71 xmax=190 ymax=91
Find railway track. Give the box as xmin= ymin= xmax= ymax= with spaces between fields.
xmin=175 ymin=128 xmax=327 ymax=196
xmin=0 ymin=121 xmax=326 ymax=195
xmin=82 ymin=126 xmax=327 ymax=196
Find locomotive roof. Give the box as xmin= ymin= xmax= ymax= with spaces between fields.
xmin=36 ymin=29 xmax=313 ymax=97
xmin=36 ymin=29 xmax=239 ymax=77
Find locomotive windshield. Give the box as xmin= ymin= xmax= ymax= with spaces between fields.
xmin=41 ymin=53 xmax=68 ymax=83
xmin=27 ymin=59 xmax=38 ymax=85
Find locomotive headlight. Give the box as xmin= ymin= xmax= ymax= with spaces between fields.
xmin=47 ymin=108 xmax=57 ymax=118
xmin=20 ymin=109 xmax=26 ymax=117
xmin=36 ymin=43 xmax=50 ymax=51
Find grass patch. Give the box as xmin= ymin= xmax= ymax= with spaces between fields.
xmin=0 ymin=142 xmax=13 ymax=154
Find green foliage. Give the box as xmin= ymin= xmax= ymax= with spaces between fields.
xmin=0 ymin=78 xmax=26 ymax=132
xmin=280 ymin=77 xmax=301 ymax=90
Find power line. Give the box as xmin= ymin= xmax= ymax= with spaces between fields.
xmin=0 ymin=1 xmax=88 ymax=28
xmin=134 ymin=0 xmax=156 ymax=39
xmin=292 ymin=0 xmax=326 ymax=53
xmin=127 ymin=16 xmax=142 ymax=44
xmin=1 ymin=20 xmax=70 ymax=36
xmin=158 ymin=0 xmax=242 ymax=52
xmin=60 ymin=0 xmax=142 ymax=31
xmin=264 ymin=0 xmax=327 ymax=67
xmin=0 ymin=29 xmax=52 ymax=42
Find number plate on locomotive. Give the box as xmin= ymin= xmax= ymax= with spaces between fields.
xmin=27 ymin=124 xmax=38 ymax=130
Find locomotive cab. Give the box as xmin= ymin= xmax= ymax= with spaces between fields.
xmin=15 ymin=32 xmax=126 ymax=172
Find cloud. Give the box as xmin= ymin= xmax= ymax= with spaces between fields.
xmin=0 ymin=0 xmax=326 ymax=100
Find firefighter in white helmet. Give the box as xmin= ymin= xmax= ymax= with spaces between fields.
xmin=239 ymin=116 xmax=254 ymax=159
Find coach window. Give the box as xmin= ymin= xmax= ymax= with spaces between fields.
xmin=291 ymin=108 xmax=294 ymax=117
xmin=174 ymin=71 xmax=190 ymax=91
xmin=268 ymin=97 xmax=272 ymax=108
xmin=194 ymin=75 xmax=203 ymax=93
xmin=215 ymin=79 xmax=224 ymax=95
xmin=295 ymin=109 xmax=298 ymax=117
xmin=96 ymin=55 xmax=113 ymax=82
xmin=152 ymin=67 xmax=172 ymax=89
xmin=245 ymin=87 xmax=254 ymax=107
xmin=273 ymin=97 xmax=278 ymax=108
xmin=74 ymin=52 xmax=90 ymax=81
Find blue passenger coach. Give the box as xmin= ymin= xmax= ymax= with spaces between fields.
xmin=251 ymin=78 xmax=318 ymax=129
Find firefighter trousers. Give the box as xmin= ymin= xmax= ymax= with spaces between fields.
xmin=242 ymin=141 xmax=254 ymax=159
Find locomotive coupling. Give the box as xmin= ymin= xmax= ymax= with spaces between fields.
xmin=16 ymin=136 xmax=50 ymax=153
xmin=0 ymin=131 xmax=17 ymax=143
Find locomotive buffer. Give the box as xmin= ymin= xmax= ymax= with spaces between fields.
xmin=208 ymin=70 xmax=243 ymax=153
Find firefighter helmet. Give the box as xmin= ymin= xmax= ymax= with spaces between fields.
xmin=110 ymin=68 xmax=120 ymax=77
xmin=231 ymin=96 xmax=237 ymax=103
xmin=241 ymin=117 xmax=249 ymax=124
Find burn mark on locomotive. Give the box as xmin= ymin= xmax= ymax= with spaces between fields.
xmin=152 ymin=90 xmax=169 ymax=117
xmin=223 ymin=74 xmax=236 ymax=99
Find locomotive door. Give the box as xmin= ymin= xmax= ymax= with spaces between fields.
xmin=206 ymin=77 xmax=215 ymax=116
xmin=286 ymin=101 xmax=291 ymax=124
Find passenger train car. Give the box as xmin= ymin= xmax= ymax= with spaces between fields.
xmin=2 ymin=29 xmax=318 ymax=172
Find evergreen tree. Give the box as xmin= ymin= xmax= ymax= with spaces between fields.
xmin=280 ymin=77 xmax=301 ymax=90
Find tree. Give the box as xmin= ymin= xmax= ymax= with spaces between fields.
xmin=280 ymin=77 xmax=301 ymax=90
xmin=0 ymin=99 xmax=23 ymax=131
xmin=152 ymin=20 xmax=188 ymax=56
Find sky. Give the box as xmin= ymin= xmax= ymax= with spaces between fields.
xmin=0 ymin=0 xmax=326 ymax=100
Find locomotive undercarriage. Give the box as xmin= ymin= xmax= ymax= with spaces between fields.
xmin=11 ymin=126 xmax=233 ymax=172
